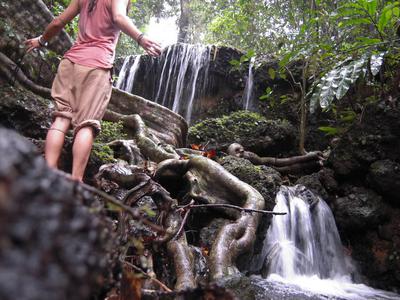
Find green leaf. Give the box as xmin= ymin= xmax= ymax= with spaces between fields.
xmin=106 ymin=202 xmax=122 ymax=212
xmin=240 ymin=54 xmax=249 ymax=63
xmin=366 ymin=0 xmax=377 ymax=16
xmin=140 ymin=205 xmax=156 ymax=218
xmin=246 ymin=49 xmax=255 ymax=58
xmin=229 ymin=59 xmax=240 ymax=66
xmin=318 ymin=126 xmax=340 ymax=136
xmin=355 ymin=37 xmax=381 ymax=45
xmin=309 ymin=56 xmax=368 ymax=113
xmin=370 ymin=51 xmax=386 ymax=76
xmin=268 ymin=68 xmax=276 ymax=80
xmin=378 ymin=2 xmax=400 ymax=32
xmin=259 ymin=87 xmax=273 ymax=101
xmin=340 ymin=17 xmax=371 ymax=27
xmin=340 ymin=110 xmax=357 ymax=123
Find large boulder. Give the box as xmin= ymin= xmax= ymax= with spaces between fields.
xmin=296 ymin=168 xmax=338 ymax=202
xmin=332 ymin=186 xmax=388 ymax=232
xmin=189 ymin=111 xmax=297 ymax=157
xmin=0 ymin=128 xmax=115 ymax=300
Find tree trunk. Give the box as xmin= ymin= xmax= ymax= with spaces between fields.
xmin=178 ymin=0 xmax=191 ymax=43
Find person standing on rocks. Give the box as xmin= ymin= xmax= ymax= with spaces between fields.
xmin=25 ymin=0 xmax=161 ymax=181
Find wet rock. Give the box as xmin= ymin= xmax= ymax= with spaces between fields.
xmin=189 ymin=110 xmax=297 ymax=157
xmin=351 ymin=226 xmax=400 ymax=292
xmin=190 ymin=246 xmax=209 ymax=284
xmin=333 ymin=186 xmax=388 ymax=232
xmin=296 ymin=168 xmax=338 ymax=202
xmin=199 ymin=218 xmax=229 ymax=250
xmin=367 ymin=160 xmax=400 ymax=205
xmin=0 ymin=128 xmax=115 ymax=300
xmin=296 ymin=173 xmax=329 ymax=201
xmin=222 ymin=275 xmax=258 ymax=300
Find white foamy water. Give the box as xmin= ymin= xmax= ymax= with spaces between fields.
xmin=256 ymin=185 xmax=400 ymax=300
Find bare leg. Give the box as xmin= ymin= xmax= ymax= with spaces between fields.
xmin=45 ymin=117 xmax=71 ymax=168
xmin=71 ymin=127 xmax=95 ymax=182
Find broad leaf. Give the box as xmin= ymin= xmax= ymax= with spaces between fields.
xmin=370 ymin=51 xmax=386 ymax=76
xmin=310 ymin=56 xmax=368 ymax=112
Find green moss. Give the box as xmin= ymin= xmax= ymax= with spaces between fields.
xmin=189 ymin=110 xmax=268 ymax=142
xmin=96 ymin=121 xmax=127 ymax=143
xmin=91 ymin=143 xmax=116 ymax=164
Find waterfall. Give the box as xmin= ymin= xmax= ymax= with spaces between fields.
xmin=116 ymin=44 xmax=212 ymax=123
xmin=116 ymin=55 xmax=141 ymax=91
xmin=254 ymin=185 xmax=400 ymax=300
xmin=243 ymin=56 xmax=255 ymax=110
xmin=262 ymin=185 xmax=352 ymax=279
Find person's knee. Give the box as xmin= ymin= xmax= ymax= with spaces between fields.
xmin=52 ymin=116 xmax=71 ymax=132
xmin=73 ymin=120 xmax=101 ymax=139
xmin=74 ymin=125 xmax=96 ymax=143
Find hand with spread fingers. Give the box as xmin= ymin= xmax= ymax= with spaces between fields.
xmin=139 ymin=36 xmax=162 ymax=57
xmin=24 ymin=37 xmax=41 ymax=53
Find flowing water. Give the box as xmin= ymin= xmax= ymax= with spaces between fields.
xmin=243 ymin=56 xmax=255 ymax=110
xmin=116 ymin=55 xmax=141 ymax=92
xmin=116 ymin=44 xmax=212 ymax=123
xmin=253 ymin=185 xmax=400 ymax=300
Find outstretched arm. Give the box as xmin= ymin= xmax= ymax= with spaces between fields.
xmin=25 ymin=0 xmax=80 ymax=53
xmin=112 ymin=0 xmax=161 ymax=56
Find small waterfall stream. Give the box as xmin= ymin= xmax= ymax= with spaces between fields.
xmin=243 ymin=56 xmax=255 ymax=110
xmin=253 ymin=185 xmax=400 ymax=300
xmin=116 ymin=44 xmax=212 ymax=123
xmin=116 ymin=55 xmax=141 ymax=92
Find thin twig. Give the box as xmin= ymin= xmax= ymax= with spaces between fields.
xmin=173 ymin=200 xmax=195 ymax=240
xmin=178 ymin=203 xmax=286 ymax=215
xmin=121 ymin=260 xmax=172 ymax=292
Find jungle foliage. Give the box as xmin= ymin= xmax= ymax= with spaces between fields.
xmin=43 ymin=0 xmax=400 ymax=148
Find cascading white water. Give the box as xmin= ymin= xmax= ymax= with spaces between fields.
xmin=243 ymin=56 xmax=255 ymax=110
xmin=264 ymin=185 xmax=351 ymax=280
xmin=255 ymin=185 xmax=400 ymax=300
xmin=116 ymin=44 xmax=212 ymax=123
xmin=116 ymin=55 xmax=141 ymax=92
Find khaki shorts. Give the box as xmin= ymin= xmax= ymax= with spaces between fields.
xmin=51 ymin=59 xmax=112 ymax=136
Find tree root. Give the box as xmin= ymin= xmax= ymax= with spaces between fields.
xmin=167 ymin=235 xmax=196 ymax=290
xmin=227 ymin=142 xmax=324 ymax=174
xmin=0 ymin=52 xmax=52 ymax=98
xmin=155 ymin=156 xmax=265 ymax=280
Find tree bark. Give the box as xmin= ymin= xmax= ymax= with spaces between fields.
xmin=178 ymin=0 xmax=191 ymax=43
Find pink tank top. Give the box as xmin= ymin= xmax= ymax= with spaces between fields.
xmin=64 ymin=0 xmax=120 ymax=69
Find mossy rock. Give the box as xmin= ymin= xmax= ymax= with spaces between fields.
xmin=0 ymin=84 xmax=52 ymax=139
xmin=218 ymin=155 xmax=282 ymax=210
xmin=188 ymin=110 xmax=297 ymax=156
